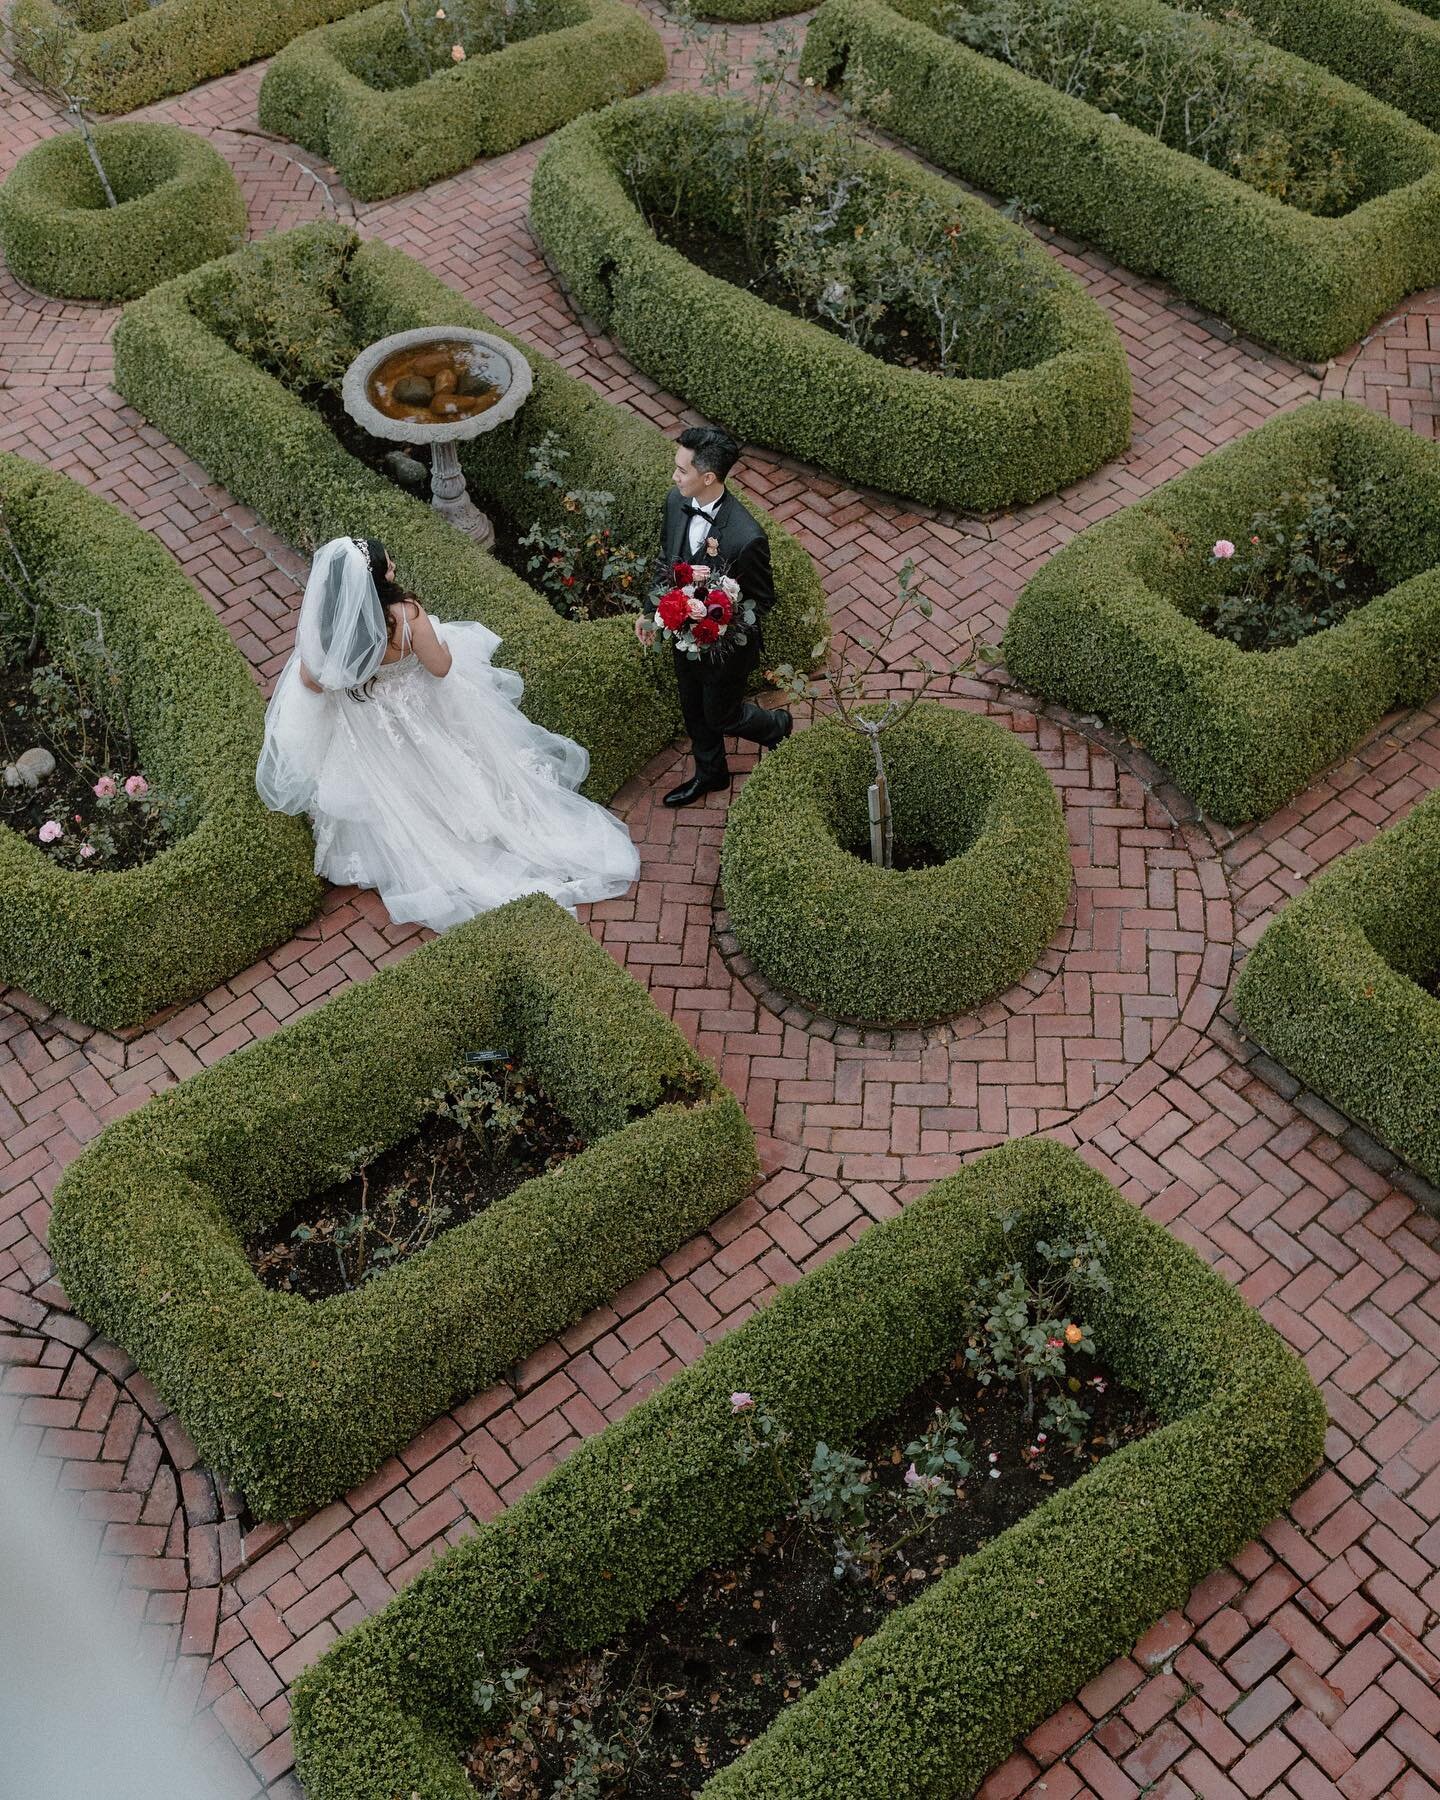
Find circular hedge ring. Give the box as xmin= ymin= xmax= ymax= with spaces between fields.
xmin=720 ymin=702 xmax=1071 ymax=1026
xmin=0 ymin=122 xmax=247 ymax=302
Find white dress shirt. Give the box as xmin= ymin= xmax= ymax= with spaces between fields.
xmin=685 ymin=493 xmax=723 ymax=557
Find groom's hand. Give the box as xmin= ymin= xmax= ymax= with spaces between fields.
xmin=634 ymin=616 xmax=656 ymax=647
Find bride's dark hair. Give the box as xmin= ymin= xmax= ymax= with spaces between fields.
xmin=348 ymin=538 xmax=410 ymax=702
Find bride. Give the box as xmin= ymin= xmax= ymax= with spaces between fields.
xmin=256 ymin=536 xmax=639 ymax=931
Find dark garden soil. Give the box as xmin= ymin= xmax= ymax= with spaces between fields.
xmin=652 ymin=219 xmax=951 ymax=377
xmin=0 ymin=656 xmax=167 ymax=872
xmin=248 ymin=1060 xmax=586 ymax=1302
xmin=311 ymin=387 xmax=539 ymax=586
xmin=464 ymin=1356 xmax=1155 ymax=1797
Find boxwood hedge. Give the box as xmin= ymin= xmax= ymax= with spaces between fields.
xmin=8 ymin=0 xmax=380 ymax=115
xmin=111 ymin=222 xmax=827 ymax=803
xmin=1235 ymin=787 xmax=1440 ymax=1187
xmin=799 ymin=0 xmax=1440 ymax=362
xmin=1184 ymin=0 xmax=1440 ymax=135
xmin=0 ymin=122 xmax=246 ymax=303
xmin=290 ymin=1134 xmax=1325 ymax=1800
xmin=720 ymin=702 xmax=1071 ymax=1024
xmin=49 ymin=894 xmax=758 ymax=1520
xmin=258 ymin=0 xmax=664 ymax=203
xmin=529 ymin=95 xmax=1132 ymax=512
xmin=1001 ymin=402 xmax=1440 ymax=824
xmin=0 ymin=454 xmax=319 ymax=1031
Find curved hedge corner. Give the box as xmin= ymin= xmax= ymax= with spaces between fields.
xmin=111 ymin=222 xmax=827 ymax=803
xmin=530 ymin=95 xmax=1131 ymax=512
xmin=49 ymin=894 xmax=758 ymax=1520
xmin=0 ymin=122 xmax=246 ymax=303
xmin=721 ymin=702 xmax=1070 ymax=1024
xmin=9 ymin=0 xmax=381 ymax=115
xmin=0 ymin=455 xmax=319 ymax=1031
xmin=259 ymin=0 xmax=664 ymax=203
xmin=799 ymin=0 xmax=1440 ymax=362
xmin=1235 ymin=788 xmax=1440 ymax=1187
xmin=1185 ymin=0 xmax=1440 ymax=136
xmin=1002 ymin=402 xmax=1440 ymax=825
xmin=289 ymin=1135 xmax=1325 ymax=1800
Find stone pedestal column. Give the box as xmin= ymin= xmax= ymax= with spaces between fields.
xmin=429 ymin=439 xmax=494 ymax=548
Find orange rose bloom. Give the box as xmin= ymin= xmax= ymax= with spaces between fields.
xmin=1064 ymin=1323 xmax=1083 ymax=1346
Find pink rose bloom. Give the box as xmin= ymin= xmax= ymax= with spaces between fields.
xmin=124 ymin=775 xmax=149 ymax=798
xmin=38 ymin=820 xmax=62 ymax=843
xmin=690 ymin=564 xmax=711 ymax=581
xmin=686 ymin=596 xmax=707 ymax=621
xmin=451 ymin=41 xmax=465 ymax=59
xmin=93 ymin=775 xmax=117 ymax=799
xmin=729 ymin=1392 xmax=753 ymax=1413
xmin=80 ymin=843 xmax=95 ymax=859
xmin=1212 ymin=539 xmax=1236 ymax=560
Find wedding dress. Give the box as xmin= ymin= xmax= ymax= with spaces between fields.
xmin=256 ymin=539 xmax=639 ymax=932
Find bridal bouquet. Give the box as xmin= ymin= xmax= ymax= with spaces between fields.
xmin=651 ymin=561 xmax=756 ymax=660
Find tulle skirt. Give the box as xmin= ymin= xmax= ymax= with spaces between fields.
xmin=257 ymin=620 xmax=638 ymax=932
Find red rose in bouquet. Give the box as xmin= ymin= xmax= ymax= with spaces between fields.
xmin=656 ymin=587 xmax=691 ymax=631
xmin=646 ymin=566 xmax=754 ymax=660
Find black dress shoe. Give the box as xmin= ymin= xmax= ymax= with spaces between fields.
xmin=765 ymin=709 xmax=794 ymax=750
xmin=663 ymin=773 xmax=730 ymax=808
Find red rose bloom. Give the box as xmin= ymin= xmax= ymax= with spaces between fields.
xmin=705 ymin=589 xmax=733 ymax=625
xmin=656 ymin=588 xmax=690 ymax=630
xmin=691 ymin=617 xmax=721 ymax=646
xmin=673 ymin=561 xmax=694 ymax=584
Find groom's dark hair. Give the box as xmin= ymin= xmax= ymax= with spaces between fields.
xmin=678 ymin=425 xmax=741 ymax=482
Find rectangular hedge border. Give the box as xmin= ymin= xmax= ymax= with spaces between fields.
xmin=1185 ymin=0 xmax=1440 ymax=135
xmin=48 ymin=893 xmax=758 ymax=1520
xmin=1001 ymin=401 xmax=1440 ymax=824
xmin=1235 ymin=787 xmax=1440 ymax=1188
xmin=9 ymin=0 xmax=379 ymax=115
xmin=798 ymin=0 xmax=1440 ymax=362
xmin=0 ymin=453 xmax=320 ymax=1030
xmin=258 ymin=0 xmax=665 ymax=202
xmin=530 ymin=94 xmax=1132 ymax=513
xmin=111 ymin=222 xmax=828 ymax=804
xmin=290 ymin=1134 xmax=1325 ymax=1800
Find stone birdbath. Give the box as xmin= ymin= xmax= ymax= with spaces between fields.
xmin=340 ymin=326 xmax=533 ymax=550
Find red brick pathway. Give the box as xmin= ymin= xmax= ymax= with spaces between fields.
xmin=2 ymin=20 xmax=1440 ymax=1799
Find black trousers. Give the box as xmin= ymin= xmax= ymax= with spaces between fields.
xmin=674 ymin=641 xmax=787 ymax=779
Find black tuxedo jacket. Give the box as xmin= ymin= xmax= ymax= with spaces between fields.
xmin=657 ymin=486 xmax=776 ymax=623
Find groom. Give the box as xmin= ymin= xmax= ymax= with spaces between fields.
xmin=637 ymin=426 xmax=793 ymax=809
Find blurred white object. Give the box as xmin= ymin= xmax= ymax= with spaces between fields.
xmin=0 ymin=1400 xmax=238 ymax=1800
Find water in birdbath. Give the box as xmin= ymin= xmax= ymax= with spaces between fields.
xmin=367 ymin=340 xmax=501 ymax=424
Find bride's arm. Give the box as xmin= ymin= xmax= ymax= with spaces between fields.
xmin=407 ymin=603 xmax=453 ymax=679
xmin=298 ymin=661 xmax=325 ymax=694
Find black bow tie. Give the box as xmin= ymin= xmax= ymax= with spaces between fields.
xmin=684 ymin=500 xmax=719 ymax=520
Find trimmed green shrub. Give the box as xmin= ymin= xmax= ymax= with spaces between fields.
xmin=49 ymin=894 xmax=758 ymax=1519
xmin=1235 ymin=788 xmax=1440 ymax=1186
xmin=8 ymin=0 xmax=381 ymax=115
xmin=1001 ymin=402 xmax=1440 ymax=824
xmin=0 ymin=122 xmax=246 ymax=303
xmin=0 ymin=455 xmax=319 ymax=1031
xmin=529 ymin=95 xmax=1131 ymax=512
xmin=799 ymin=0 xmax=1440 ymax=362
xmin=721 ymin=702 xmax=1070 ymax=1023
xmin=289 ymin=1134 xmax=1325 ymax=1800
xmin=111 ymin=222 xmax=828 ymax=803
xmin=1185 ymin=0 xmax=1440 ymax=136
xmin=259 ymin=0 xmax=664 ymax=203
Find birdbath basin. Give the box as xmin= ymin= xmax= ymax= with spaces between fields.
xmin=341 ymin=326 xmax=533 ymax=549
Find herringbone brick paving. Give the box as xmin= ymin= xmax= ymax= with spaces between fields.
xmin=2 ymin=14 xmax=1439 ymax=1796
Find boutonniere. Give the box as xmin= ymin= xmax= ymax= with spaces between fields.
xmin=705 ymin=536 xmax=719 ymax=558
